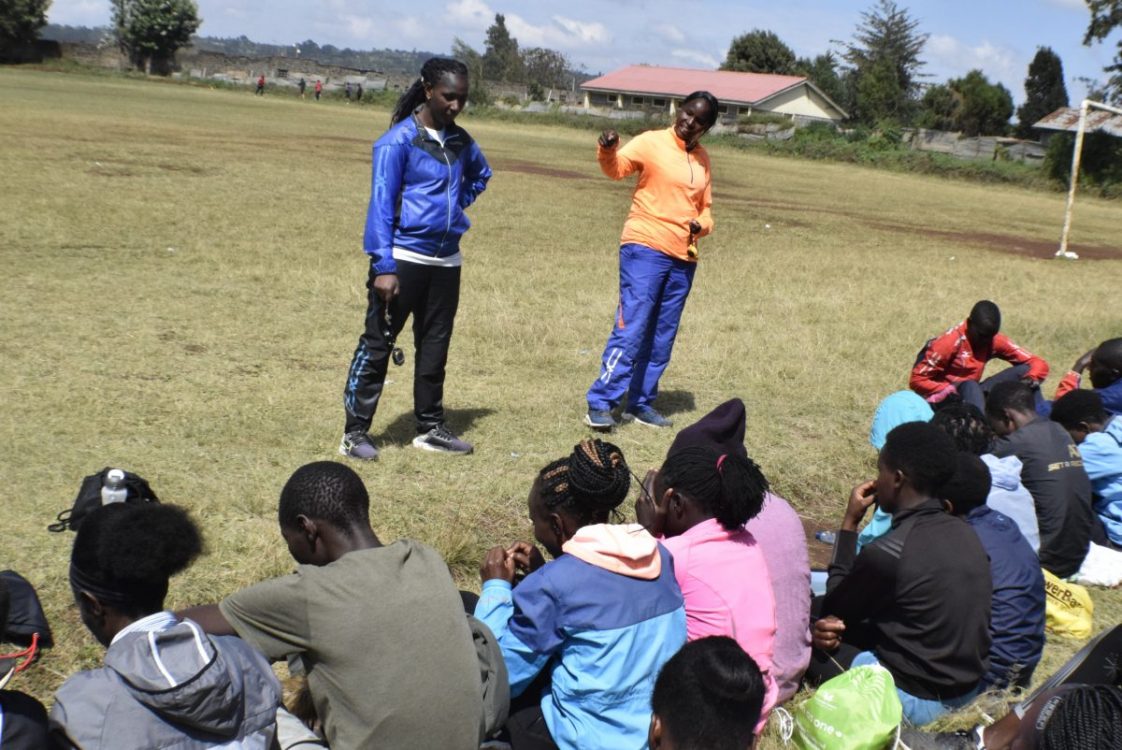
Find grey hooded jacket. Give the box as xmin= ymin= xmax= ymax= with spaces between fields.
xmin=49 ymin=618 xmax=280 ymax=749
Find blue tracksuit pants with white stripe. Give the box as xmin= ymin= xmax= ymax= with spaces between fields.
xmin=587 ymin=243 xmax=696 ymax=411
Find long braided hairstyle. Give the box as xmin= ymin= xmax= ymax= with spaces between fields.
xmin=1039 ymin=685 xmax=1122 ymax=749
xmin=538 ymin=439 xmax=631 ymax=527
xmin=660 ymin=446 xmax=769 ymax=531
xmin=391 ymin=57 xmax=469 ymax=125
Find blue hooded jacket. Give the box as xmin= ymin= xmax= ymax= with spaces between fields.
xmin=363 ymin=113 xmax=491 ymax=275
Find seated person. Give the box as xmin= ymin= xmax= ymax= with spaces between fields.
xmin=1053 ymin=337 xmax=1122 ymax=416
xmin=861 ymin=390 xmax=935 ymax=548
xmin=638 ymin=444 xmax=778 ymax=727
xmin=910 ymin=300 xmax=1049 ymax=411
xmin=1051 ymin=389 xmax=1122 ymax=548
xmin=810 ymin=422 xmax=991 ymax=726
xmin=649 ymin=637 xmax=765 ymax=750
xmin=180 ymin=461 xmax=494 ymax=749
xmin=932 ymin=402 xmax=1040 ymax=552
xmin=940 ymin=452 xmax=1045 ymax=689
xmin=0 ymin=577 xmax=49 ymax=750
xmin=662 ymin=396 xmax=812 ymax=705
xmin=987 ymin=381 xmax=1094 ymax=578
xmin=476 ymin=439 xmax=686 ymax=750
xmin=50 ymin=502 xmax=281 ymax=749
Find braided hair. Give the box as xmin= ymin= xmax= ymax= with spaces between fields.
xmin=391 ymin=57 xmax=469 ymax=125
xmin=538 ymin=439 xmax=631 ymax=526
xmin=661 ymin=446 xmax=768 ymax=531
xmin=930 ymin=402 xmax=995 ymax=455
xmin=1039 ymin=685 xmax=1122 ymax=749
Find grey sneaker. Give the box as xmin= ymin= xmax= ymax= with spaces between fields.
xmin=584 ymin=408 xmax=617 ymax=432
xmin=624 ymin=405 xmax=673 ymax=428
xmin=339 ymin=431 xmax=379 ymax=461
xmin=413 ymin=424 xmax=473 ymax=454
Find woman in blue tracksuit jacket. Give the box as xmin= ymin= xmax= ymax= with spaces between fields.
xmin=341 ymin=57 xmax=491 ymax=460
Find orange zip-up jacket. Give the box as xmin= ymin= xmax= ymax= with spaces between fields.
xmin=598 ymin=127 xmax=713 ymax=262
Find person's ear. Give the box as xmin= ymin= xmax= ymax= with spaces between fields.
xmin=549 ymin=511 xmax=567 ymax=545
xmin=423 ymin=80 xmax=433 ymax=101
xmin=648 ymin=714 xmax=663 ymax=748
xmin=941 ymin=499 xmax=955 ymax=514
xmin=668 ymin=490 xmax=686 ymax=518
xmin=79 ymin=591 xmax=104 ymax=618
xmin=892 ymin=468 xmax=906 ymax=493
xmin=297 ymin=515 xmax=318 ymax=548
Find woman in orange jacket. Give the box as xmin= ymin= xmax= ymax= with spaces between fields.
xmin=585 ymin=91 xmax=719 ymax=430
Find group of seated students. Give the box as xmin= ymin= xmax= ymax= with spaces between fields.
xmin=3 ymin=302 xmax=1122 ymax=749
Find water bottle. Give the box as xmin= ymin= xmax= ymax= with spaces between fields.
xmin=101 ymin=469 xmax=128 ymax=505
xmin=815 ymin=530 xmax=837 ymax=545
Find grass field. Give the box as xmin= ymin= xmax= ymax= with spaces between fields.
xmin=2 ymin=67 xmax=1121 ymax=742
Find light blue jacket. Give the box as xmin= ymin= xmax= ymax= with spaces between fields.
xmin=981 ymin=453 xmax=1040 ymax=554
xmin=1081 ymin=416 xmax=1122 ymax=546
xmin=476 ymin=538 xmax=686 ymax=750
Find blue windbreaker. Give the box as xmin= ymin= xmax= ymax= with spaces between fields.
xmin=363 ymin=113 xmax=491 ymax=275
xmin=1081 ymin=415 xmax=1122 ymax=546
xmin=476 ymin=533 xmax=686 ymax=750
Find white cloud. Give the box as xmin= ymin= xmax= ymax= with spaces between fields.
xmin=551 ymin=16 xmax=609 ymax=45
xmin=1043 ymin=0 xmax=1086 ymax=10
xmin=446 ymin=0 xmax=493 ymax=30
xmin=671 ymin=48 xmax=719 ymax=68
xmin=927 ymin=34 xmax=1021 ymax=92
xmin=47 ymin=0 xmax=109 ymax=26
xmin=653 ymin=23 xmax=686 ymax=44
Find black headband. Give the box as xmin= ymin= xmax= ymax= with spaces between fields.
xmin=69 ymin=563 xmax=164 ymax=609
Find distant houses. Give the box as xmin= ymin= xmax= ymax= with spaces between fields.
xmin=580 ymin=65 xmax=847 ymax=124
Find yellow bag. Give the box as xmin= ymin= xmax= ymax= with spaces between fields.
xmin=1043 ymin=568 xmax=1094 ymax=639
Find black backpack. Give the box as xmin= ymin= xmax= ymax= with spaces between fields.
xmin=47 ymin=467 xmax=160 ymax=533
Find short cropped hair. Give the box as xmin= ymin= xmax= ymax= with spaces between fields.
xmin=968 ymin=300 xmax=1001 ymax=337
xmin=278 ymin=461 xmax=370 ymax=531
xmin=985 ymin=381 xmax=1037 ymax=419
xmin=880 ymin=422 xmax=958 ymax=494
xmin=940 ymin=452 xmax=992 ymax=516
xmin=652 ymin=636 xmax=764 ymax=750
xmin=1050 ymin=390 xmax=1108 ymax=431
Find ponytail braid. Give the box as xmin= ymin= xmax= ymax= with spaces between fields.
xmin=538 ymin=439 xmax=631 ymax=525
xmin=390 ymin=57 xmax=470 ymax=125
xmin=1040 ymin=685 xmax=1122 ymax=749
xmin=661 ymin=446 xmax=769 ymax=531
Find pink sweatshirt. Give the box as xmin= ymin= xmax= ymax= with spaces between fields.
xmin=661 ymin=518 xmax=778 ymax=726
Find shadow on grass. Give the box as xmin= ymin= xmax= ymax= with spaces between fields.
xmin=375 ymin=407 xmax=496 ymax=446
xmin=653 ymin=389 xmax=695 ymax=416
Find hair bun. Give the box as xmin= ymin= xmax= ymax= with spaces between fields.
xmin=567 ymin=439 xmax=631 ymax=511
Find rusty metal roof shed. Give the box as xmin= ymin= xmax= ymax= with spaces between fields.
xmin=1034 ymin=107 xmax=1122 ymax=137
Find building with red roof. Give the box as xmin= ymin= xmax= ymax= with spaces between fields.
xmin=580 ymin=65 xmax=847 ymax=123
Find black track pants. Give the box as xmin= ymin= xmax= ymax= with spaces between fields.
xmin=343 ymin=260 xmax=461 ymax=434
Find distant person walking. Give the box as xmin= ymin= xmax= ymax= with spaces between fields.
xmin=345 ymin=82 xmax=352 ymax=101
xmin=340 ymin=57 xmax=491 ymax=460
xmin=298 ymin=77 xmax=306 ymax=99
xmin=585 ymin=91 xmax=720 ymax=431
xmin=255 ymin=74 xmax=265 ymax=95
xmin=314 ymin=79 xmax=322 ymax=100
xmin=356 ymin=83 xmax=364 ymax=103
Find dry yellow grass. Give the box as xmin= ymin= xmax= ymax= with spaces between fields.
xmin=1 ymin=68 xmax=1120 ymax=745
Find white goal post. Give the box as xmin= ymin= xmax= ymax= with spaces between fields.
xmin=1057 ymin=98 xmax=1122 ymax=259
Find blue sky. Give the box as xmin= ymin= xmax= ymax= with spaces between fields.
xmin=48 ymin=0 xmax=1121 ymax=103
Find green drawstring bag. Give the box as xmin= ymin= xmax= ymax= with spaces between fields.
xmin=793 ymin=665 xmax=902 ymax=750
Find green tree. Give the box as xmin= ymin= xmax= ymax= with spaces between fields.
xmin=840 ymin=0 xmax=928 ymax=124
xmin=948 ymin=70 xmax=1013 ymax=136
xmin=721 ymin=29 xmax=797 ymax=74
xmin=0 ymin=0 xmax=51 ymax=50
xmin=111 ymin=0 xmax=201 ymax=74
xmin=1084 ymin=1 xmax=1122 ymax=103
xmin=482 ymin=13 xmax=521 ymax=82
xmin=1015 ymin=47 xmax=1069 ymax=137
xmin=452 ymin=37 xmax=490 ymax=106
xmin=917 ymin=83 xmax=956 ymax=130
xmin=521 ymin=46 xmax=569 ymax=92
xmin=794 ymin=52 xmax=848 ymax=112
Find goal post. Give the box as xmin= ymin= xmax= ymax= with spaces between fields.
xmin=1057 ymin=98 xmax=1122 ymax=260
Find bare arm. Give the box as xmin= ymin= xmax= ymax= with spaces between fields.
xmin=177 ymin=604 xmax=237 ymax=636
